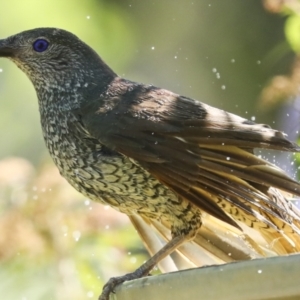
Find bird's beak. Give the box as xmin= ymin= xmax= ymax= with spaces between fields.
xmin=0 ymin=39 xmax=13 ymax=57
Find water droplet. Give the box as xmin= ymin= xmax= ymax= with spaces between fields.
xmin=257 ymin=269 xmax=262 ymax=274
xmin=87 ymin=291 xmax=94 ymax=298
xmin=251 ymin=116 xmax=256 ymax=121
xmin=72 ymin=230 xmax=81 ymax=242
xmin=231 ymin=59 xmax=235 ymax=63
xmin=221 ymin=85 xmax=226 ymax=90
xmin=151 ymin=46 xmax=155 ymax=50
xmin=130 ymin=257 xmax=137 ymax=263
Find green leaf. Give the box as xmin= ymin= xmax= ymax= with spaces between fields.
xmin=285 ymin=14 xmax=300 ymax=52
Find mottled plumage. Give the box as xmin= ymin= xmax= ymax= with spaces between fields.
xmin=1 ymin=28 xmax=300 ymax=300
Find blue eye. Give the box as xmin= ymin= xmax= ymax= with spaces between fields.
xmin=33 ymin=39 xmax=49 ymax=52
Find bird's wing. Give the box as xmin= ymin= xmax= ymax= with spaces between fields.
xmin=80 ymin=82 xmax=300 ymax=239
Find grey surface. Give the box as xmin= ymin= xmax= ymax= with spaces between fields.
xmin=111 ymin=253 xmax=300 ymax=300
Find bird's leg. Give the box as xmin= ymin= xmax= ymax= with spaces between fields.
xmin=98 ymin=234 xmax=187 ymax=300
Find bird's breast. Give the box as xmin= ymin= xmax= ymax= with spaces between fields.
xmin=39 ymin=111 xmax=200 ymax=233
xmin=40 ymin=113 xmax=166 ymax=198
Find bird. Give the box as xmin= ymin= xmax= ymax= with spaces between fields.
xmin=1 ymin=28 xmax=300 ymax=300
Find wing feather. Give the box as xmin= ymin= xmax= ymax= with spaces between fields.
xmin=81 ymin=82 xmax=300 ymax=240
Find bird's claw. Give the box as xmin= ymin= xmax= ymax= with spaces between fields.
xmin=98 ymin=277 xmax=121 ymax=300
xmin=98 ymin=269 xmax=149 ymax=300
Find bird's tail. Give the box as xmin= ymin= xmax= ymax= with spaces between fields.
xmin=129 ymin=205 xmax=300 ymax=272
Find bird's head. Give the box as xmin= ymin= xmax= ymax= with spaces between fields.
xmin=0 ymin=28 xmax=116 ymax=93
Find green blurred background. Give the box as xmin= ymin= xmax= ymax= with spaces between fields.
xmin=1 ymin=0 xmax=300 ymax=299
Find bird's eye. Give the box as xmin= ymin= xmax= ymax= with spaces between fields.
xmin=33 ymin=39 xmax=49 ymax=52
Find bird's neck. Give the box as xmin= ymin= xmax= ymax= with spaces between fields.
xmin=35 ymin=63 xmax=116 ymax=115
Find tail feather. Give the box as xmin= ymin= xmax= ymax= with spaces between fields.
xmin=129 ymin=213 xmax=266 ymax=271
xmin=129 ymin=199 xmax=300 ymax=273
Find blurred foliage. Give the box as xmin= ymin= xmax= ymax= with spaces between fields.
xmin=259 ymin=0 xmax=300 ymax=107
xmin=285 ymin=14 xmax=300 ymax=53
xmin=0 ymin=0 xmax=300 ymax=299
xmin=0 ymin=158 xmax=147 ymax=300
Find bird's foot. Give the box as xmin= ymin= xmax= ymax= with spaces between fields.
xmin=98 ymin=236 xmax=186 ymax=299
xmin=98 ymin=268 xmax=149 ymax=300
